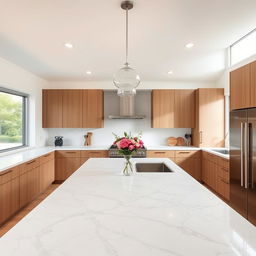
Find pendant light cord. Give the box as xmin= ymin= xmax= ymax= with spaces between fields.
xmin=125 ymin=8 xmax=128 ymax=65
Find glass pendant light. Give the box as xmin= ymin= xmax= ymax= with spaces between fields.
xmin=113 ymin=1 xmax=140 ymax=96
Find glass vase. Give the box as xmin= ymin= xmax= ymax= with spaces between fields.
xmin=123 ymin=155 xmax=133 ymax=176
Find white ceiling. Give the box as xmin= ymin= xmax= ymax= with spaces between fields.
xmin=0 ymin=0 xmax=255 ymax=82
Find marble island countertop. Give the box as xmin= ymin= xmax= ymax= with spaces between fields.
xmin=0 ymin=158 xmax=254 ymax=256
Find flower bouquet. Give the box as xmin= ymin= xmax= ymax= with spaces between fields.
xmin=113 ymin=132 xmax=144 ymax=176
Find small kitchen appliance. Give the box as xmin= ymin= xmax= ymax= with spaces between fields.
xmin=54 ymin=136 xmax=63 ymax=147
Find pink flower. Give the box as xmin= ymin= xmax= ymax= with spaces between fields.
xmin=129 ymin=145 xmax=135 ymax=150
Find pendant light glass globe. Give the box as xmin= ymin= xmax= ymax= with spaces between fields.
xmin=113 ymin=63 xmax=140 ymax=95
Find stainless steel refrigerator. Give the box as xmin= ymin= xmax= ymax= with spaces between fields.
xmin=230 ymin=109 xmax=256 ymax=225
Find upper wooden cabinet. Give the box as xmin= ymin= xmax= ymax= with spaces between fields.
xmin=63 ymin=90 xmax=83 ymax=128
xmin=174 ymin=90 xmax=195 ymax=128
xmin=42 ymin=89 xmax=104 ymax=128
xmin=230 ymin=61 xmax=256 ymax=110
xmin=82 ymin=90 xmax=104 ymax=128
xmin=42 ymin=90 xmax=63 ymax=128
xmin=152 ymin=90 xmax=175 ymax=128
xmin=230 ymin=63 xmax=250 ymax=110
xmin=151 ymin=89 xmax=195 ymax=128
xmin=192 ymin=88 xmax=224 ymax=147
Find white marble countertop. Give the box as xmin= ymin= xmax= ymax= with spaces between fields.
xmin=203 ymin=148 xmax=230 ymax=160
xmin=146 ymin=145 xmax=200 ymax=151
xmin=0 ymin=158 xmax=254 ymax=255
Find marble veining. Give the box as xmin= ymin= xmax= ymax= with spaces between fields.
xmin=0 ymin=158 xmax=254 ymax=256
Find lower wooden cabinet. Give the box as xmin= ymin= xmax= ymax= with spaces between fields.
xmin=40 ymin=159 xmax=54 ymax=193
xmin=147 ymin=150 xmax=175 ymax=161
xmin=174 ymin=151 xmax=201 ymax=181
xmin=202 ymin=152 xmax=230 ymax=200
xmin=56 ymin=150 xmax=108 ymax=181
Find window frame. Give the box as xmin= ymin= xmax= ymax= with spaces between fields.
xmin=230 ymin=28 xmax=256 ymax=67
xmin=0 ymin=87 xmax=29 ymax=153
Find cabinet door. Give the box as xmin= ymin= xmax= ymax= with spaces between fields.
xmin=11 ymin=177 xmax=20 ymax=215
xmin=82 ymin=90 xmax=104 ymax=128
xmin=40 ymin=160 xmax=54 ymax=193
xmin=147 ymin=150 xmax=175 ymax=159
xmin=19 ymin=172 xmax=28 ymax=208
xmin=80 ymin=157 xmax=89 ymax=165
xmin=152 ymin=90 xmax=175 ymax=128
xmin=56 ymin=157 xmax=81 ymax=181
xmin=0 ymin=181 xmax=12 ymax=224
xmin=28 ymin=166 xmax=40 ymax=201
xmin=63 ymin=90 xmax=83 ymax=128
xmin=42 ymin=89 xmax=63 ymax=128
xmin=230 ymin=64 xmax=250 ymax=110
xmin=174 ymin=90 xmax=195 ymax=128
xmin=250 ymin=61 xmax=256 ymax=107
xmin=196 ymin=89 xmax=225 ymax=147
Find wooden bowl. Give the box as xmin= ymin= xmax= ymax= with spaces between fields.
xmin=167 ymin=137 xmax=178 ymax=146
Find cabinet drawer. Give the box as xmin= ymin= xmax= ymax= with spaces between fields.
xmin=218 ymin=157 xmax=229 ymax=170
xmin=40 ymin=152 xmax=55 ymax=164
xmin=217 ymin=176 xmax=230 ymax=200
xmin=175 ymin=150 xmax=199 ymax=158
xmin=0 ymin=170 xmax=12 ymax=184
xmin=81 ymin=150 xmax=108 ymax=158
xmin=56 ymin=150 xmax=81 ymax=158
xmin=21 ymin=158 xmax=40 ymax=174
xmin=147 ymin=150 xmax=175 ymax=158
xmin=217 ymin=165 xmax=229 ymax=183
xmin=204 ymin=152 xmax=218 ymax=163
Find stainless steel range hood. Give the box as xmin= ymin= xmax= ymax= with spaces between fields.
xmin=108 ymin=95 xmax=145 ymax=119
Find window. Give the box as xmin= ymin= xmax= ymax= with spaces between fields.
xmin=230 ymin=29 xmax=256 ymax=66
xmin=0 ymin=87 xmax=28 ymax=152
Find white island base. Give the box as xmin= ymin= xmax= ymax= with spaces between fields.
xmin=0 ymin=158 xmax=255 ymax=256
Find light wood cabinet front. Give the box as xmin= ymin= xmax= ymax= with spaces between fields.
xmin=63 ymin=90 xmax=83 ymax=128
xmin=147 ymin=150 xmax=175 ymax=160
xmin=42 ymin=90 xmax=63 ymax=128
xmin=192 ymin=88 xmax=224 ymax=147
xmin=40 ymin=159 xmax=54 ymax=193
xmin=152 ymin=90 xmax=175 ymax=128
xmin=250 ymin=61 xmax=256 ymax=107
xmin=230 ymin=63 xmax=250 ymax=110
xmin=174 ymin=90 xmax=195 ymax=128
xmin=81 ymin=150 xmax=108 ymax=158
xmin=174 ymin=151 xmax=201 ymax=181
xmin=82 ymin=90 xmax=104 ymax=128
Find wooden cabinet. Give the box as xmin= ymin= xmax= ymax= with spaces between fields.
xmin=152 ymin=90 xmax=175 ymax=128
xmin=0 ymin=172 xmax=12 ymax=224
xmin=174 ymin=90 xmax=195 ymax=128
xmin=42 ymin=90 xmax=63 ymax=128
xmin=39 ymin=152 xmax=55 ymax=193
xmin=63 ymin=90 xmax=83 ymax=128
xmin=192 ymin=88 xmax=224 ymax=147
xmin=230 ymin=61 xmax=256 ymax=110
xmin=230 ymin=63 xmax=251 ymax=110
xmin=174 ymin=151 xmax=201 ymax=181
xmin=152 ymin=89 xmax=195 ymax=128
xmin=82 ymin=90 xmax=104 ymax=128
xmin=81 ymin=150 xmax=108 ymax=158
xmin=202 ymin=152 xmax=230 ymax=200
xmin=147 ymin=150 xmax=175 ymax=160
xmin=55 ymin=151 xmax=82 ymax=181
xmin=42 ymin=89 xmax=104 ymax=128
xmin=250 ymin=61 xmax=256 ymax=107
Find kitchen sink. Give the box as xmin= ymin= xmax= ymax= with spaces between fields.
xmin=211 ymin=149 xmax=229 ymax=155
xmin=135 ymin=163 xmax=173 ymax=172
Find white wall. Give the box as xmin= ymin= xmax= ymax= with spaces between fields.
xmin=0 ymin=57 xmax=48 ymax=148
xmin=45 ymin=91 xmax=191 ymax=146
xmin=49 ymin=80 xmax=216 ymax=90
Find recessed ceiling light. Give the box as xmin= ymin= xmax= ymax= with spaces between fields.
xmin=86 ymin=71 xmax=92 ymax=75
xmin=185 ymin=42 xmax=194 ymax=48
xmin=168 ymin=70 xmax=173 ymax=75
xmin=64 ymin=43 xmax=73 ymax=49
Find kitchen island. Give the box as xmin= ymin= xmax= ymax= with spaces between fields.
xmin=0 ymin=158 xmax=255 ymax=256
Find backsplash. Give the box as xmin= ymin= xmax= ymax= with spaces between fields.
xmin=45 ymin=91 xmax=191 ymax=146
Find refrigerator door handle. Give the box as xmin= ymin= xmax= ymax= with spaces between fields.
xmin=241 ymin=122 xmax=244 ymax=187
xmin=249 ymin=123 xmax=254 ymax=189
xmin=244 ymin=122 xmax=249 ymax=189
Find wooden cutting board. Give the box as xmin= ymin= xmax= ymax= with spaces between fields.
xmin=177 ymin=137 xmax=186 ymax=146
xmin=167 ymin=137 xmax=178 ymax=146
